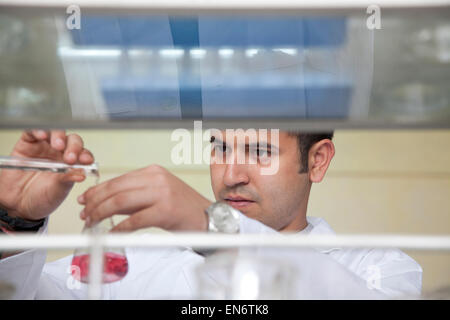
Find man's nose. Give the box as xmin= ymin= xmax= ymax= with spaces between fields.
xmin=222 ymin=161 xmax=250 ymax=187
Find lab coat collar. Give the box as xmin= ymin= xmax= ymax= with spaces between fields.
xmin=298 ymin=216 xmax=342 ymax=254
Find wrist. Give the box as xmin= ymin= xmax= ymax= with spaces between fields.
xmin=0 ymin=201 xmax=20 ymax=219
xmin=0 ymin=207 xmax=45 ymax=232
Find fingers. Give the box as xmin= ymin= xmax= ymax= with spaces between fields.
xmin=21 ymin=130 xmax=93 ymax=163
xmin=16 ymin=130 xmax=63 ymax=159
xmin=60 ymin=168 xmax=87 ymax=184
xmin=21 ymin=130 xmax=51 ymax=143
xmin=49 ymin=130 xmax=67 ymax=151
xmin=79 ymin=149 xmax=94 ymax=164
xmin=110 ymin=208 xmax=162 ymax=233
xmin=78 ymin=171 xmax=149 ymax=215
xmin=64 ymin=133 xmax=84 ymax=164
xmin=23 ymin=130 xmax=65 ymax=146
xmin=81 ymin=188 xmax=153 ymax=226
xmin=19 ymin=130 xmax=96 ymax=186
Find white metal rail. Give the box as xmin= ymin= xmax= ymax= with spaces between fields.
xmin=0 ymin=0 xmax=449 ymax=9
xmin=1 ymin=233 xmax=449 ymax=299
xmin=1 ymin=233 xmax=450 ymax=251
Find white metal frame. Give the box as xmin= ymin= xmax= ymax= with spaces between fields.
xmin=0 ymin=0 xmax=449 ymax=300
xmin=1 ymin=233 xmax=450 ymax=299
xmin=0 ymin=0 xmax=449 ymax=9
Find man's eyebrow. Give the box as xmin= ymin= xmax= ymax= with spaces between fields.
xmin=210 ymin=136 xmax=229 ymax=147
xmin=248 ymin=142 xmax=279 ymax=152
xmin=210 ymin=136 xmax=279 ymax=152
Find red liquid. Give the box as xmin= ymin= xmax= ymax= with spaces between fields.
xmin=71 ymin=252 xmax=129 ymax=283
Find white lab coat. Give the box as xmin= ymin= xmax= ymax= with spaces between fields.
xmin=0 ymin=214 xmax=422 ymax=299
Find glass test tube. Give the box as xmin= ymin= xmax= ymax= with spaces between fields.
xmin=0 ymin=156 xmax=99 ymax=176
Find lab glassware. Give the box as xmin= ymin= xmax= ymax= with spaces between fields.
xmin=195 ymin=251 xmax=295 ymax=299
xmin=0 ymin=155 xmax=128 ymax=284
xmin=0 ymin=156 xmax=99 ymax=176
xmin=70 ymin=217 xmax=129 ymax=283
xmin=71 ymin=175 xmax=129 ymax=284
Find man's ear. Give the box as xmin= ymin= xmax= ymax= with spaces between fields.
xmin=308 ymin=139 xmax=335 ymax=183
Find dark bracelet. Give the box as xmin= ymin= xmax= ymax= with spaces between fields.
xmin=0 ymin=207 xmax=45 ymax=232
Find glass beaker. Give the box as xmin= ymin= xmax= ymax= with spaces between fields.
xmin=71 ymin=217 xmax=129 ymax=284
xmin=71 ymin=173 xmax=129 ymax=284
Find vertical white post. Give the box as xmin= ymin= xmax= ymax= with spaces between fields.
xmin=88 ymin=234 xmax=104 ymax=300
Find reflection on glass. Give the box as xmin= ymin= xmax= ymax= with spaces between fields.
xmin=370 ymin=15 xmax=450 ymax=121
xmin=0 ymin=11 xmax=449 ymax=125
xmin=0 ymin=15 xmax=71 ymax=119
xmin=195 ymin=252 xmax=295 ymax=299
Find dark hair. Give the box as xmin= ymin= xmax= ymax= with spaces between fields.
xmin=287 ymin=132 xmax=334 ymax=173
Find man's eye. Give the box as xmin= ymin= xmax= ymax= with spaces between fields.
xmin=257 ymin=149 xmax=270 ymax=157
xmin=250 ymin=148 xmax=270 ymax=158
xmin=214 ymin=144 xmax=227 ymax=152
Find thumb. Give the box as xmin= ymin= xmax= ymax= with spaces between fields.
xmin=59 ymin=170 xmax=87 ymax=184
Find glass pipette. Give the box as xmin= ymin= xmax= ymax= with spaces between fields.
xmin=0 ymin=156 xmax=99 ymax=176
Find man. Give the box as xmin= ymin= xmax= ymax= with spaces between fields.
xmin=0 ymin=129 xmax=422 ymax=299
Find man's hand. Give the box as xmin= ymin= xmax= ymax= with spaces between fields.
xmin=0 ymin=130 xmax=94 ymax=221
xmin=78 ymin=165 xmax=212 ymax=232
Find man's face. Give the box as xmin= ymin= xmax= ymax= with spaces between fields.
xmin=209 ymin=130 xmax=310 ymax=231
